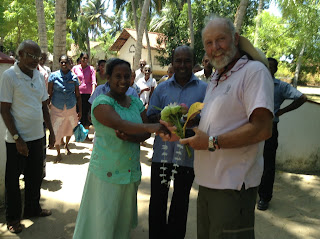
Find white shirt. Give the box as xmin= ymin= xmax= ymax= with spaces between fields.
xmin=135 ymin=69 xmax=144 ymax=83
xmin=135 ymin=68 xmax=153 ymax=84
xmin=195 ymin=69 xmax=212 ymax=83
xmin=136 ymin=77 xmax=157 ymax=105
xmin=0 ymin=62 xmax=49 ymax=142
xmin=194 ymin=56 xmax=274 ymax=191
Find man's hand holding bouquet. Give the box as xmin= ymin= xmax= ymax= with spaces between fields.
xmin=155 ymin=102 xmax=204 ymax=157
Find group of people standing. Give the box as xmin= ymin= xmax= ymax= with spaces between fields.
xmin=0 ymin=14 xmax=307 ymax=239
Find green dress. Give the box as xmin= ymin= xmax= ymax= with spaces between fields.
xmin=73 ymin=94 xmax=145 ymax=239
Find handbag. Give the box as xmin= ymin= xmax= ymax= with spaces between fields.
xmin=73 ymin=122 xmax=89 ymax=142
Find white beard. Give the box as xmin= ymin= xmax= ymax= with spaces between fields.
xmin=210 ymin=43 xmax=237 ymax=70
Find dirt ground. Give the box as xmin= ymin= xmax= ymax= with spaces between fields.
xmin=0 ymin=128 xmax=319 ymax=239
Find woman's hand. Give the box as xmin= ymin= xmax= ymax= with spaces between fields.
xmin=115 ymin=130 xmax=130 ymax=141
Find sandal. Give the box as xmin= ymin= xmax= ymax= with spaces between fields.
xmin=64 ymin=145 xmax=71 ymax=155
xmin=38 ymin=209 xmax=52 ymax=217
xmin=54 ymin=154 xmax=62 ymax=164
xmin=24 ymin=209 xmax=52 ymax=218
xmin=7 ymin=221 xmax=23 ymax=234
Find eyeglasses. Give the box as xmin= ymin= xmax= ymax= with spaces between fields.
xmin=24 ymin=52 xmax=41 ymax=61
xmin=140 ymin=63 xmax=146 ymax=66
xmin=60 ymin=61 xmax=68 ymax=65
xmin=145 ymin=69 xmax=151 ymax=72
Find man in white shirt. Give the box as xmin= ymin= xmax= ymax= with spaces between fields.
xmin=195 ymin=53 xmax=213 ymax=83
xmin=0 ymin=40 xmax=55 ymax=234
xmin=134 ymin=59 xmax=147 ymax=83
xmin=163 ymin=16 xmax=274 ymax=238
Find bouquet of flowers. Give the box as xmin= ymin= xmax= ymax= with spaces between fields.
xmin=156 ymin=102 xmax=204 ymax=157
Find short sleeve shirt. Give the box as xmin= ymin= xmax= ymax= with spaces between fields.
xmin=147 ymin=74 xmax=208 ymax=168
xmin=194 ymin=56 xmax=274 ymax=190
xmin=0 ymin=63 xmax=48 ymax=142
xmin=72 ymin=64 xmax=96 ymax=94
xmin=88 ymin=83 xmax=138 ymax=104
xmin=48 ymin=70 xmax=79 ymax=110
xmin=89 ymin=95 xmax=145 ymax=184
xmin=273 ymin=78 xmax=302 ymax=122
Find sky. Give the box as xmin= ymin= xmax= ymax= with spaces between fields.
xmin=266 ymin=0 xmax=282 ymax=17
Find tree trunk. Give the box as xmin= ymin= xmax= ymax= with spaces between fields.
xmin=35 ymin=0 xmax=48 ymax=53
xmin=293 ymin=44 xmax=305 ymax=88
xmin=53 ymin=0 xmax=67 ymax=71
xmin=131 ymin=0 xmax=139 ymax=34
xmin=234 ymin=0 xmax=249 ymax=33
xmin=86 ymin=36 xmax=91 ymax=60
xmin=187 ymin=0 xmax=194 ymax=49
xmin=133 ymin=0 xmax=151 ymax=70
xmin=145 ymin=25 xmax=152 ymax=68
xmin=253 ymin=0 xmax=264 ymax=46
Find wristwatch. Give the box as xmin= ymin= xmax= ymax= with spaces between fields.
xmin=208 ymin=136 xmax=216 ymax=152
xmin=13 ymin=134 xmax=19 ymax=141
xmin=208 ymin=136 xmax=220 ymax=152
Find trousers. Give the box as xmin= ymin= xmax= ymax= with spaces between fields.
xmin=258 ymin=122 xmax=278 ymax=202
xmin=149 ymin=162 xmax=194 ymax=239
xmin=5 ymin=138 xmax=44 ymax=222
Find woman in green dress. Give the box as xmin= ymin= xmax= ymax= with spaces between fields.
xmin=73 ymin=58 xmax=167 ymax=239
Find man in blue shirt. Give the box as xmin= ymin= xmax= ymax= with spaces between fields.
xmin=147 ymin=45 xmax=207 ymax=239
xmin=258 ymin=57 xmax=307 ymax=211
xmin=89 ymin=81 xmax=138 ymax=104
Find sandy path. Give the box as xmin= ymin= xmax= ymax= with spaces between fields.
xmin=0 ymin=129 xmax=319 ymax=238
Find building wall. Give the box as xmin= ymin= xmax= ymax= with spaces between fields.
xmin=0 ymin=63 xmax=14 ymax=204
xmin=118 ymin=37 xmax=168 ymax=78
xmin=277 ymin=100 xmax=320 ymax=172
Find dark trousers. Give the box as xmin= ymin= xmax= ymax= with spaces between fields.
xmin=149 ymin=162 xmax=194 ymax=239
xmin=80 ymin=94 xmax=91 ymax=127
xmin=5 ymin=138 xmax=44 ymax=222
xmin=258 ymin=122 xmax=278 ymax=202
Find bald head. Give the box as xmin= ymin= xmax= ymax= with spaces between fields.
xmin=202 ymin=17 xmax=236 ymax=42
xmin=172 ymin=45 xmax=193 ymax=82
xmin=16 ymin=40 xmax=41 ymax=56
xmin=17 ymin=40 xmax=41 ymax=72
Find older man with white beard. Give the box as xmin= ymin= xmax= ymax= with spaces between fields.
xmin=161 ymin=16 xmax=274 ymax=238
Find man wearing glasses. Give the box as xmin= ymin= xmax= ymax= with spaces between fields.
xmin=135 ymin=59 xmax=147 ymax=83
xmin=0 ymin=40 xmax=55 ymax=234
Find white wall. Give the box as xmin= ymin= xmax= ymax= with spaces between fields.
xmin=118 ymin=37 xmax=168 ymax=76
xmin=277 ymin=100 xmax=320 ymax=172
xmin=0 ymin=63 xmax=13 ymax=205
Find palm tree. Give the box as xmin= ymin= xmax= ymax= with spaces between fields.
xmin=35 ymin=0 xmax=48 ymax=53
xmin=133 ymin=0 xmax=151 ymax=69
xmin=53 ymin=0 xmax=67 ymax=70
xmin=234 ymin=0 xmax=249 ymax=33
xmin=187 ymin=0 xmax=194 ymax=49
xmin=254 ymin=0 xmax=264 ymax=46
xmin=83 ymin=0 xmax=108 ymax=40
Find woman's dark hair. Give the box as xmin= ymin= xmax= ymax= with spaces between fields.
xmin=97 ymin=59 xmax=107 ymax=71
xmin=79 ymin=52 xmax=89 ymax=59
xmin=106 ymin=58 xmax=131 ymax=76
xmin=59 ymin=55 xmax=69 ymax=63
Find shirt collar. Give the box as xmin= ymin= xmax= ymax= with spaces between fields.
xmin=212 ymin=55 xmax=249 ymax=82
xmin=13 ymin=62 xmax=40 ymax=81
xmin=168 ymin=73 xmax=199 ymax=86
